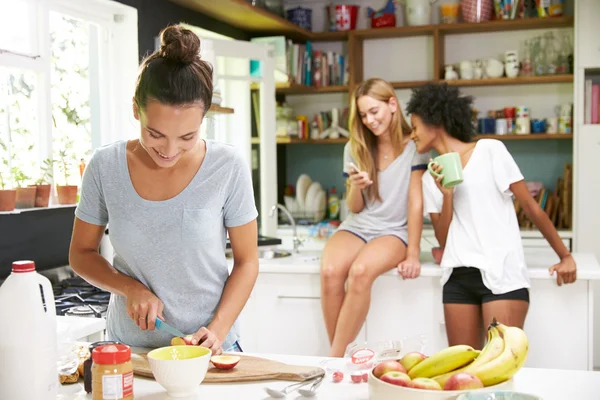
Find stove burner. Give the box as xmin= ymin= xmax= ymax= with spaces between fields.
xmin=53 ymin=276 xmax=109 ymax=318
xmin=65 ymin=305 xmax=107 ymax=318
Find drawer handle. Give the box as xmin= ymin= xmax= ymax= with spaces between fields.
xmin=277 ymin=295 xmax=321 ymax=300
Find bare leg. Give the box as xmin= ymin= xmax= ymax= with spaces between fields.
xmin=320 ymin=231 xmax=366 ymax=344
xmin=482 ymin=300 xmax=529 ymax=330
xmin=329 ymin=236 xmax=407 ymax=357
xmin=444 ymin=304 xmax=484 ymax=350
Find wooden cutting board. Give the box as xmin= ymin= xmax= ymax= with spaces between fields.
xmin=131 ymin=352 xmax=325 ymax=383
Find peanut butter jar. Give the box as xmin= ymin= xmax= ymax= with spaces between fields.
xmin=92 ymin=344 xmax=134 ymax=400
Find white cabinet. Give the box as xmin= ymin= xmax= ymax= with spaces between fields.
xmin=576 ymin=0 xmax=600 ymax=68
xmin=239 ymin=273 xmax=366 ymax=357
xmin=367 ymin=276 xmax=447 ymax=356
xmin=574 ymin=126 xmax=600 ymax=255
xmin=525 ymin=279 xmax=592 ymax=370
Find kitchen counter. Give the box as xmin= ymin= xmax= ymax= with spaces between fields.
xmin=254 ymin=250 xmax=600 ymax=281
xmin=57 ymin=351 xmax=600 ymax=400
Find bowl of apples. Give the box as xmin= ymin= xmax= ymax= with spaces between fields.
xmin=368 ymin=322 xmax=527 ymax=400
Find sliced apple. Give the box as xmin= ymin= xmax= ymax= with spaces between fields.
xmin=171 ymin=335 xmax=194 ymax=346
xmin=210 ymin=355 xmax=241 ymax=370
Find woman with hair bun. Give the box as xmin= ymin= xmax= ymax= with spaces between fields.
xmin=406 ymin=82 xmax=576 ymax=349
xmin=69 ymin=25 xmax=258 ymax=354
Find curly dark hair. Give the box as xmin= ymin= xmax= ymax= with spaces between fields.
xmin=406 ymin=83 xmax=475 ymax=142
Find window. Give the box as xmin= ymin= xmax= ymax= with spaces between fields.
xmin=0 ymin=0 xmax=138 ymax=194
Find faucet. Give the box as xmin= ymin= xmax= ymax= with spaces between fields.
xmin=269 ymin=203 xmax=304 ymax=253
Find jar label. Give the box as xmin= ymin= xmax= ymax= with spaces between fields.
xmin=102 ymin=371 xmax=133 ymax=399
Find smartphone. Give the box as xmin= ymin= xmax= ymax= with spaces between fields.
xmin=343 ymin=161 xmax=361 ymax=178
xmin=346 ymin=162 xmax=361 ymax=173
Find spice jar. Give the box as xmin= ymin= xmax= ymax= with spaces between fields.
xmin=92 ymin=344 xmax=134 ymax=400
xmin=84 ymin=341 xmax=120 ymax=393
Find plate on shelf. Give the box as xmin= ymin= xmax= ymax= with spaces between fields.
xmin=296 ymin=174 xmax=312 ymax=212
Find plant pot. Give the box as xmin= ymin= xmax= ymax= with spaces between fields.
xmin=15 ymin=186 xmax=37 ymax=209
xmin=0 ymin=189 xmax=17 ymax=211
xmin=29 ymin=184 xmax=51 ymax=207
xmin=56 ymin=185 xmax=78 ymax=205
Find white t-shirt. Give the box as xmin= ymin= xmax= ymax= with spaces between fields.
xmin=422 ymin=139 xmax=531 ymax=294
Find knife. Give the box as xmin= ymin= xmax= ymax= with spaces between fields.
xmin=155 ymin=318 xmax=185 ymax=338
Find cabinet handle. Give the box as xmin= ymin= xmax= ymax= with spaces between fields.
xmin=277 ymin=295 xmax=321 ymax=300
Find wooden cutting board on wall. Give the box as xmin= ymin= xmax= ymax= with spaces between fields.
xmin=131 ymin=353 xmax=325 ymax=383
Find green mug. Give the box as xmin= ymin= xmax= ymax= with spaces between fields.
xmin=427 ymin=152 xmax=464 ymax=188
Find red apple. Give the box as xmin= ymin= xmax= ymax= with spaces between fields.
xmin=400 ymin=352 xmax=427 ymax=372
xmin=350 ymin=373 xmax=362 ymax=383
xmin=443 ymin=372 xmax=484 ymax=391
xmin=409 ymin=377 xmax=442 ymax=390
xmin=171 ymin=335 xmax=194 ymax=346
xmin=373 ymin=360 xmax=407 ymax=379
xmin=210 ymin=355 xmax=241 ymax=370
xmin=332 ymin=371 xmax=344 ymax=383
xmin=380 ymin=371 xmax=411 ymax=387
xmin=361 ymin=373 xmax=368 ymax=382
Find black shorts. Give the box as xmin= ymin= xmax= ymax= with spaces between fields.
xmin=443 ymin=267 xmax=529 ymax=305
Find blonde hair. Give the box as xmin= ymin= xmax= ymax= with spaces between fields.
xmin=348 ymin=78 xmax=412 ymax=203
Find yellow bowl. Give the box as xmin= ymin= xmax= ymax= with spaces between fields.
xmin=368 ymin=368 xmax=514 ymax=400
xmin=147 ymin=345 xmax=211 ymax=397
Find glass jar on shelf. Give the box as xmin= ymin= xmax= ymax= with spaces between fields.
xmin=543 ymin=31 xmax=559 ymax=75
xmin=520 ymin=39 xmax=533 ymax=77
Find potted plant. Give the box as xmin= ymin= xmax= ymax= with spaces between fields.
xmin=56 ymin=148 xmax=78 ymax=205
xmin=29 ymin=158 xmax=54 ymax=207
xmin=13 ymin=166 xmax=36 ymax=209
xmin=0 ymin=140 xmax=16 ymax=211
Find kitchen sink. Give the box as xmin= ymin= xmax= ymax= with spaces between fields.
xmin=225 ymin=249 xmax=292 ymax=259
xmin=258 ymin=249 xmax=292 ymax=259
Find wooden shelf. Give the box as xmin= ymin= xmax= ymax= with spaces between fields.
xmin=252 ymin=135 xmax=572 ymax=145
xmin=391 ymin=80 xmax=432 ymax=89
xmin=444 ymin=74 xmax=573 ymax=87
xmin=353 ymin=25 xmax=435 ymax=40
xmin=252 ymin=137 xmax=348 ymax=144
xmin=168 ymin=0 xmax=312 ymax=42
xmin=439 ymin=16 xmax=574 ymax=35
xmin=208 ymin=105 xmax=234 ymax=114
xmin=277 ymin=84 xmax=349 ymax=95
xmin=251 ymin=82 xmax=349 ymax=95
xmin=474 ymin=134 xmax=573 ymax=140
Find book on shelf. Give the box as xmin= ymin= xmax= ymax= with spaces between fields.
xmin=249 ymin=35 xmax=348 ymax=88
xmin=514 ymin=163 xmax=572 ymax=230
xmin=584 ymin=77 xmax=600 ymax=124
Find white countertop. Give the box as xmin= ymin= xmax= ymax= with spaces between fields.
xmin=57 ymin=352 xmax=600 ymax=400
xmin=252 ymin=250 xmax=600 ymax=281
xmin=57 ymin=316 xmax=106 ymax=341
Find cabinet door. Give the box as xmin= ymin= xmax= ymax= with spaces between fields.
xmin=575 ymin=126 xmax=600 ymax=255
xmin=577 ymin=0 xmax=600 ymax=68
xmin=245 ymin=273 xmax=366 ymax=357
xmin=367 ymin=275 xmax=447 ymax=356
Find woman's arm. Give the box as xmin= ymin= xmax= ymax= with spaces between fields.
xmin=207 ymin=219 xmax=259 ymax=343
xmin=398 ymin=169 xmax=425 ymax=279
xmin=510 ymin=180 xmax=576 ymax=285
xmin=406 ymin=169 xmax=425 ymax=259
xmin=69 ymin=218 xmax=162 ymax=329
xmin=346 ymin=178 xmax=366 ymax=213
xmin=430 ymin=192 xmax=453 ymax=248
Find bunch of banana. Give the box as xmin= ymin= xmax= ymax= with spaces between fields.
xmin=432 ymin=323 xmax=505 ymax=387
xmin=430 ymin=319 xmax=529 ymax=388
xmin=407 ymin=345 xmax=479 ymax=379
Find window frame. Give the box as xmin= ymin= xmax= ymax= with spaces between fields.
xmin=0 ymin=0 xmax=138 ymax=187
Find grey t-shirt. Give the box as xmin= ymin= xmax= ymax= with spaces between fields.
xmin=75 ymin=139 xmax=258 ymax=349
xmin=339 ymin=140 xmax=429 ymax=242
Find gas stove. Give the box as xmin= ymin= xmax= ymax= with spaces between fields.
xmin=53 ymin=276 xmax=109 ymax=318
